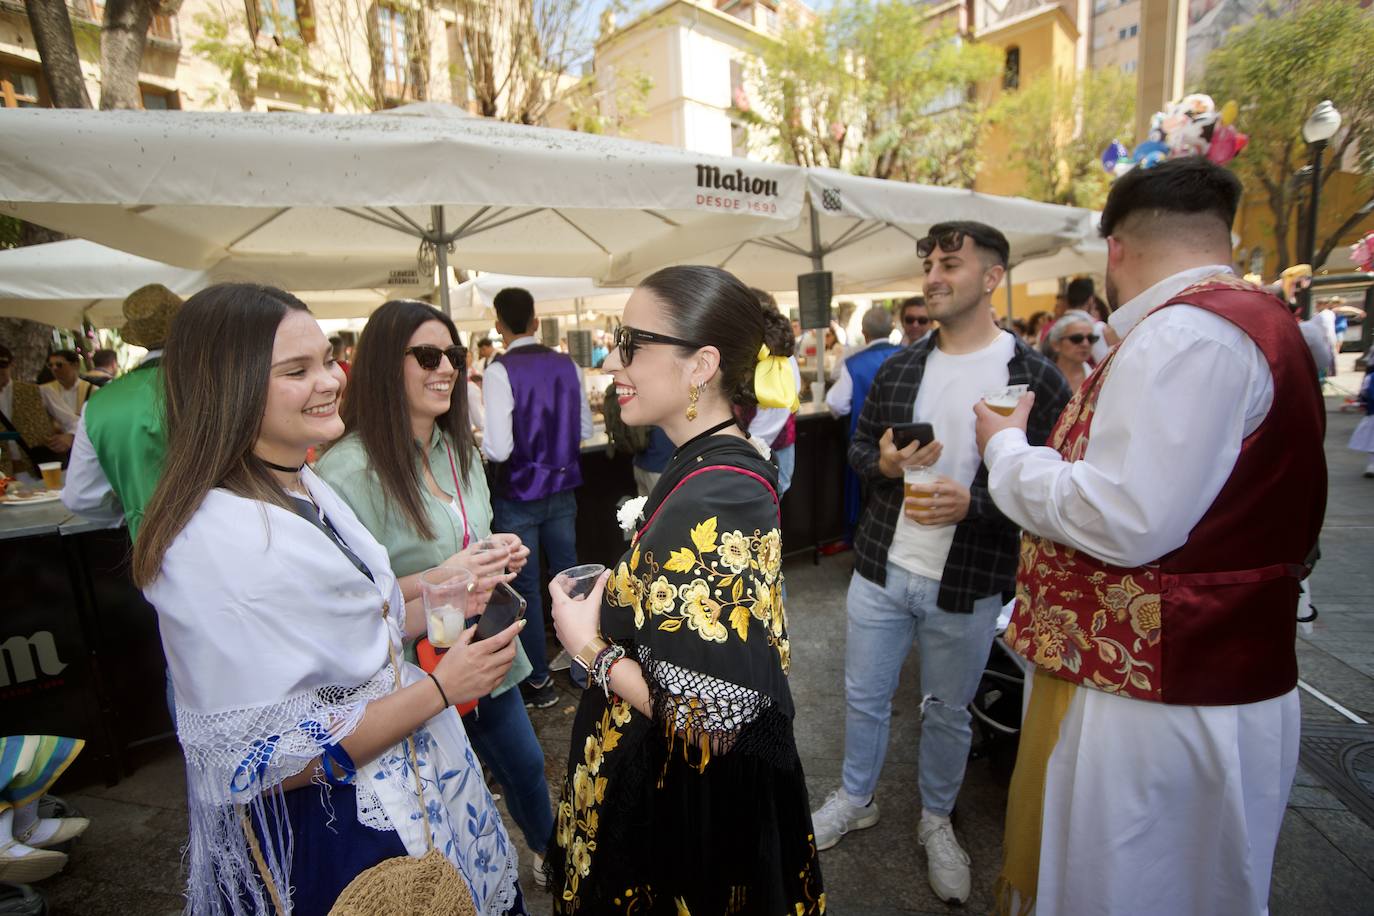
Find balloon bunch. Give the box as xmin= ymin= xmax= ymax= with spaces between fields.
xmin=1101 ymin=93 xmax=1248 ymax=177
xmin=1351 ymin=231 xmax=1374 ymax=274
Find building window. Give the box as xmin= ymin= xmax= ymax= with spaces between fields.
xmin=1128 ymin=23 xmax=1138 ymax=37
xmin=141 ymin=86 xmax=180 ymax=109
xmin=376 ymin=5 xmax=410 ymax=98
xmin=1003 ymin=46 xmax=1020 ymax=90
xmin=1094 ymin=0 xmax=1110 ymax=11
xmin=1118 ymin=27 xmax=1127 ymax=39
xmin=0 ymin=63 xmax=44 ymax=108
xmin=1093 ymin=30 xmax=1108 ymax=50
xmin=1121 ymin=59 xmax=1137 ymax=74
xmin=256 ymin=0 xmax=300 ymax=39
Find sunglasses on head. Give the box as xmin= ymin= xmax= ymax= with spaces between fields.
xmin=916 ymin=229 xmax=965 ymax=259
xmin=613 ymin=325 xmax=707 ymax=367
xmin=405 ymin=344 xmax=466 ymax=371
xmin=903 ymin=315 xmax=931 ymax=326
xmin=1061 ymin=333 xmax=1100 ymax=345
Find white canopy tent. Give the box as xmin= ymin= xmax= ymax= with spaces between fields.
xmin=0 ymin=104 xmax=805 ymax=314
xmin=1003 ymin=237 xmax=1108 ymax=286
xmin=610 ymin=168 xmax=1097 ymax=292
xmin=450 ymin=272 xmax=633 ymax=324
xmin=0 ymin=239 xmax=433 ymax=327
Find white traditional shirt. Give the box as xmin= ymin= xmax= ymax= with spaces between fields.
xmin=39 ymin=379 xmax=85 ymax=434
xmin=983 ymin=264 xmax=1274 ymax=567
xmin=749 ymin=356 xmax=802 ymax=443
xmin=480 ymin=335 xmax=593 ymax=463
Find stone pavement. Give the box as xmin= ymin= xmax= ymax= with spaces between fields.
xmin=32 ymin=374 xmax=1374 ymax=915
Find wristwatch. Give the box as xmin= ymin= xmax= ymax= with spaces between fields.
xmin=574 ymin=636 xmax=609 ymax=673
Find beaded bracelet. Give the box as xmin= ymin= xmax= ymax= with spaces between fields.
xmin=590 ymin=643 xmax=627 ymax=699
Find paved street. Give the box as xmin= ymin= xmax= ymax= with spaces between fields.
xmin=34 ymin=371 xmax=1374 ymax=916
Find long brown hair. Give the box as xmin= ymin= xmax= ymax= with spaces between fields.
xmin=333 ymin=299 xmax=475 ymax=540
xmin=133 ymin=284 xmax=312 ymax=587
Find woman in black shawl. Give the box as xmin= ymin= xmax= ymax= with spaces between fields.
xmin=544 ymin=266 xmax=825 ymax=914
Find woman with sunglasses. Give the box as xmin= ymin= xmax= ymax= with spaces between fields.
xmin=132 ymin=285 xmax=525 ymax=916
xmin=1041 ymin=309 xmax=1100 ymax=391
xmin=543 ymin=266 xmax=825 ymax=914
xmin=314 ymin=300 xmax=555 ymax=892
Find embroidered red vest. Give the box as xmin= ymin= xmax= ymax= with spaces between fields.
xmin=1005 ymin=276 xmax=1327 ymax=705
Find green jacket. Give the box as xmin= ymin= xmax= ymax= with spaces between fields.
xmin=315 ymin=428 xmax=531 ymax=696
xmin=83 ymin=360 xmax=165 ymax=540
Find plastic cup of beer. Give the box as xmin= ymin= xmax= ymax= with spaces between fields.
xmin=420 ymin=565 xmax=475 ymax=652
xmin=555 ymin=563 xmax=607 ymax=600
xmin=903 ymin=465 xmax=939 ymax=503
xmin=983 ymin=384 xmax=1029 ymax=417
xmin=38 ymin=462 xmax=63 ymax=490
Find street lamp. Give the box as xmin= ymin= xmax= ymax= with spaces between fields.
xmin=1300 ymin=100 xmax=1342 ymax=317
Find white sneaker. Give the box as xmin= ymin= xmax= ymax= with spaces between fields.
xmin=532 ymin=851 xmax=548 ymax=888
xmin=810 ymin=789 xmax=880 ymax=851
xmin=918 ymin=812 xmax=971 ymax=904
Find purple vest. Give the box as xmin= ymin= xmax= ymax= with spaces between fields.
xmin=494 ymin=345 xmax=585 ymax=501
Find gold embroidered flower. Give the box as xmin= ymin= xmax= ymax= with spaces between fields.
xmin=611 ymin=562 xmax=636 ymax=608
xmin=1128 ymin=594 xmax=1161 ymax=646
xmin=758 ymin=529 xmax=782 ymax=581
xmin=776 ymin=638 xmax=791 ymax=673
xmin=645 ymin=576 xmax=678 ymax=615
xmin=571 ymin=836 xmax=592 ymax=877
xmin=572 ymin=764 xmax=595 ymax=812
xmin=750 ymin=580 xmax=774 ymax=622
xmin=679 ymin=578 xmax=711 ymax=616
xmin=610 ymin=698 xmax=633 ymax=726
xmin=685 ymin=594 xmax=728 ymax=643
xmin=718 ymin=530 xmax=753 ymax=573
xmin=1029 ymin=605 xmax=1090 ymax=674
xmin=584 ymin=735 xmax=603 ymax=774
xmin=556 ymin=801 xmax=575 ymax=847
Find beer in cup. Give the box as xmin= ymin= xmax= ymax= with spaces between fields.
xmin=38 ymin=462 xmax=63 ymax=490
xmin=983 ymin=384 xmax=1029 ymax=417
xmin=420 ymin=565 xmax=474 ymax=651
xmin=903 ymin=465 xmax=939 ymax=502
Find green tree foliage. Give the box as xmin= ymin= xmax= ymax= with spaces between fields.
xmin=738 ymin=0 xmax=1000 ymax=187
xmin=1203 ymin=0 xmax=1374 ymax=270
xmin=989 ymin=67 xmax=1136 ymax=208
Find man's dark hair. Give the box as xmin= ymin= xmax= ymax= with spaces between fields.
xmin=1099 ymin=157 xmax=1242 ymax=238
xmin=476 ymin=337 xmax=493 ymax=349
xmin=92 ymin=348 xmax=117 ymax=369
xmin=899 ymin=295 xmax=926 ymax=314
xmin=0 ymin=344 xmax=12 ymax=363
xmin=1065 ymin=277 xmax=1095 ymax=308
xmin=48 ymin=349 xmax=79 ymax=365
xmin=493 ymin=288 xmax=535 ymax=335
xmin=928 ymin=220 xmax=1010 ymax=269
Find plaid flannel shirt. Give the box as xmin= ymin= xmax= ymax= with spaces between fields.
xmin=849 ymin=330 xmax=1072 ymax=612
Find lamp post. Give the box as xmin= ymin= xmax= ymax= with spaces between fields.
xmin=1300 ymin=100 xmax=1342 ymax=318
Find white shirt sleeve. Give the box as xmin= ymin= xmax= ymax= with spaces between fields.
xmin=480 ymin=360 xmax=514 ymax=462
xmin=984 ymin=309 xmax=1274 ymax=568
xmin=61 ymin=414 xmax=125 ymax=527
xmin=467 ymin=381 xmax=485 ymax=431
xmin=39 ymin=385 xmax=81 ymax=435
xmin=825 ymin=362 xmax=853 ymax=416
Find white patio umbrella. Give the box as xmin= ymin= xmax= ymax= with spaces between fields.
xmin=452 ymin=273 xmax=632 ymax=319
xmin=610 ymin=168 xmax=1097 ymax=291
xmin=0 ymin=105 xmax=805 ymax=315
xmin=0 ymin=239 xmax=432 ymax=327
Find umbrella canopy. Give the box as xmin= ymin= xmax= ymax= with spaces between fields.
xmin=0 ymin=105 xmax=805 ymax=312
xmin=1005 ymin=236 xmax=1108 ymax=286
xmin=453 ymin=273 xmax=632 ymax=317
xmin=612 ymin=168 xmax=1096 ymax=292
xmin=0 ymin=239 xmax=432 ymax=327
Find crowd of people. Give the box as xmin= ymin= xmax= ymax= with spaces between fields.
xmin=0 ymin=156 xmax=1357 ymax=915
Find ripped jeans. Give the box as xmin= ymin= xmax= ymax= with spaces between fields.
xmin=841 ymin=564 xmax=1001 ymax=817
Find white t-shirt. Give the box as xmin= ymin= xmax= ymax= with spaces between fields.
xmin=888 ymin=332 xmax=1014 ymax=581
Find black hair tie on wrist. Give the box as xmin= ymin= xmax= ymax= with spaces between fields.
xmin=428 ymin=672 xmax=452 ymax=709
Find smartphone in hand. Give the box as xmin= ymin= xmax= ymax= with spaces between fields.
xmin=891 ymin=422 xmax=935 ymax=450
xmin=473 ymin=581 xmax=527 ymax=641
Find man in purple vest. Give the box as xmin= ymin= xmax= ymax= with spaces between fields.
xmin=483 ymin=288 xmax=593 ymax=708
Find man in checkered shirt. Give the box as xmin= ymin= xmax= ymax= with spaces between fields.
xmin=810 ymin=221 xmax=1072 ymax=904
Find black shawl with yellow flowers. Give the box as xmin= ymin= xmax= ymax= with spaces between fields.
xmin=545 ymin=432 xmax=825 ymax=915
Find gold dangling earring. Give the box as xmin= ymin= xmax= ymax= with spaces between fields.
xmin=686 ymin=383 xmax=700 ymax=421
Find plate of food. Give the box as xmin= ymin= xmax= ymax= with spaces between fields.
xmin=0 ymin=486 xmax=63 ymax=506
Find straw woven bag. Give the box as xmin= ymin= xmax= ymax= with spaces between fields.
xmin=242 ymin=607 xmax=478 ymax=916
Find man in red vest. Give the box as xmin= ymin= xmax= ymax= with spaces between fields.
xmin=974 ymin=157 xmax=1326 ymax=915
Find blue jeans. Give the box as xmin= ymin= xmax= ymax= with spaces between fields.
xmin=463 ymin=685 xmax=553 ymax=854
xmin=774 ymin=444 xmax=796 ymax=497
xmin=493 ymin=490 xmax=579 ymax=684
xmin=841 ymin=563 xmax=1001 ymax=816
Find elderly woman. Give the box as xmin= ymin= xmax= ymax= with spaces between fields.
xmin=1041 ymin=309 xmax=1099 ymax=392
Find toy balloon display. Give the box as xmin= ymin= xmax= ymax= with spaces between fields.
xmin=1100 ymin=93 xmax=1247 ymax=179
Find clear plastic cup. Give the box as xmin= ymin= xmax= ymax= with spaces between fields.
xmin=982 ymin=384 xmax=1029 ymax=416
xmin=419 ymin=565 xmax=474 ymax=650
xmin=902 ymin=465 xmax=939 ymax=502
xmin=39 ymin=462 xmax=63 ymax=490
xmin=555 ymin=563 xmax=607 ymax=600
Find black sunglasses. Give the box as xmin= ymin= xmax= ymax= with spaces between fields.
xmin=1061 ymin=333 xmax=1100 ymax=345
xmin=903 ymin=315 xmax=931 ymax=326
xmin=613 ymin=325 xmax=707 ymax=367
xmin=916 ymin=229 xmax=965 ymax=259
xmin=405 ymin=344 xmax=466 ymax=371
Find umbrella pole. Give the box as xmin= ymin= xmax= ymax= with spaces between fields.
xmin=807 ymin=194 xmax=825 ymax=404
xmin=432 ymin=205 xmax=452 ymax=317
xmin=1005 ymin=265 xmax=1014 ymax=325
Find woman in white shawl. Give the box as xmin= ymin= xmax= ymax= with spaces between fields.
xmin=132 ymin=284 xmax=528 ymax=916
